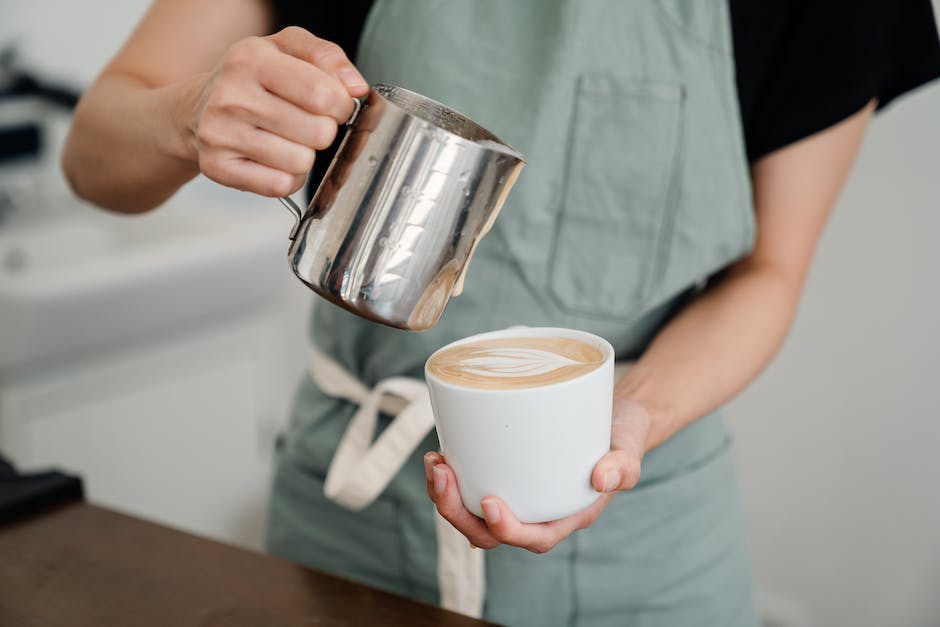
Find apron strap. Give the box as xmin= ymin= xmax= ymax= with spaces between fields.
xmin=436 ymin=505 xmax=486 ymax=616
xmin=308 ymin=343 xmax=486 ymax=618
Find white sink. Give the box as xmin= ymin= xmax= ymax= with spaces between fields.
xmin=0 ymin=198 xmax=294 ymax=372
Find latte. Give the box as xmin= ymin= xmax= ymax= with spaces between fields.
xmin=426 ymin=336 xmax=604 ymax=390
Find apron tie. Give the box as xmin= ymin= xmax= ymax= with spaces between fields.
xmin=308 ymin=344 xmax=486 ymax=618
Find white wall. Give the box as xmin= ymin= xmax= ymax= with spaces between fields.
xmin=0 ymin=1 xmax=152 ymax=86
xmin=0 ymin=1 xmax=313 ymax=551
xmin=3 ymin=3 xmax=940 ymax=625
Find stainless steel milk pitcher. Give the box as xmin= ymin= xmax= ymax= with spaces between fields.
xmin=278 ymin=84 xmax=525 ymax=331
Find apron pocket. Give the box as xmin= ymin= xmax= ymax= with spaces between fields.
xmin=549 ymin=75 xmax=684 ymax=321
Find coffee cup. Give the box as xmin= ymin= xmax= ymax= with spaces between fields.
xmin=425 ymin=327 xmax=615 ymax=523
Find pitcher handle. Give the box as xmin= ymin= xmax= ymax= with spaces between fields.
xmin=279 ymin=95 xmax=366 ymax=240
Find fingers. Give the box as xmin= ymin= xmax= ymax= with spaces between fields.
xmin=422 ymin=451 xmax=617 ymax=555
xmin=423 ymin=453 xmax=500 ymax=549
xmin=423 ymin=451 xmax=439 ymax=501
xmin=478 ymin=493 xmax=613 ymax=554
xmin=479 ymin=498 xmax=559 ymax=554
xmin=202 ymin=155 xmax=306 ymax=198
xmin=269 ymin=26 xmax=369 ymax=96
xmin=189 ymin=30 xmax=366 ymax=197
xmin=238 ymin=91 xmax=339 ymax=149
xmin=194 ymin=110 xmax=320 ymax=196
xmin=197 ymin=118 xmax=315 ymax=174
xmin=590 ymin=397 xmax=651 ymax=492
xmin=257 ymin=52 xmax=358 ymax=123
xmin=218 ymin=31 xmax=358 ymax=122
xmin=238 ymin=125 xmax=315 ymax=174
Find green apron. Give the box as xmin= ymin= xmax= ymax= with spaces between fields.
xmin=268 ymin=1 xmax=759 ymax=625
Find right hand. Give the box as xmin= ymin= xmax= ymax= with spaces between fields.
xmin=424 ymin=397 xmax=650 ymax=554
xmin=184 ymin=26 xmax=368 ymax=197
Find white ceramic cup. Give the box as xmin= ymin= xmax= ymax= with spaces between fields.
xmin=425 ymin=326 xmax=615 ymax=523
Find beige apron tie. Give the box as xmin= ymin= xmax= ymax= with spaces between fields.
xmin=309 ymin=341 xmax=632 ymax=619
xmin=308 ymin=344 xmax=486 ymax=618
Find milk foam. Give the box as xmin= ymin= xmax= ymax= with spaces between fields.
xmin=427 ymin=336 xmax=605 ymax=390
xmin=459 ymin=348 xmax=580 ymax=378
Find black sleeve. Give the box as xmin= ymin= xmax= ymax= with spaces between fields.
xmin=731 ymin=0 xmax=940 ymax=162
xmin=268 ymin=1 xmax=375 ymax=200
xmin=269 ymin=1 xmax=374 ymax=60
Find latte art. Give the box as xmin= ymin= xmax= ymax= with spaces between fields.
xmin=427 ymin=336 xmax=605 ymax=389
xmin=459 ymin=347 xmax=581 ymax=378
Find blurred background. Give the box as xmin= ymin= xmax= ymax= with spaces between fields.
xmin=1 ymin=2 xmax=938 ymax=626
xmin=0 ymin=0 xmax=313 ymax=556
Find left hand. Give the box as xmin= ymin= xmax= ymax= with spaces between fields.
xmin=424 ymin=398 xmax=652 ymax=553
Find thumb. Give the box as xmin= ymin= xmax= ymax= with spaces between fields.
xmin=592 ymin=449 xmax=642 ymax=493
xmin=591 ymin=398 xmax=651 ymax=493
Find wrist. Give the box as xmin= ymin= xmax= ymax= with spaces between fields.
xmin=159 ymin=73 xmax=207 ymax=170
xmin=613 ymin=372 xmax=678 ymax=453
xmin=610 ymin=395 xmax=654 ymax=453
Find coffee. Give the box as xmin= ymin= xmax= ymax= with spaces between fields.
xmin=426 ymin=328 xmax=613 ymax=521
xmin=426 ymin=336 xmax=604 ymax=390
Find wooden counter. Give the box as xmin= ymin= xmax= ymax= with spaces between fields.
xmin=0 ymin=502 xmax=496 ymax=626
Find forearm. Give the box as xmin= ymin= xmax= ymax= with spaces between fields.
xmin=62 ymin=73 xmax=202 ymax=213
xmin=619 ymin=102 xmax=874 ymax=453
xmin=61 ymin=0 xmax=284 ymax=212
xmin=429 ymin=90 xmax=875 ymax=553
xmin=63 ymin=21 xmax=367 ymax=213
xmin=617 ymin=258 xmax=800 ymax=451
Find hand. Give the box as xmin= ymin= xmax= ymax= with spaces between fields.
xmin=425 ymin=398 xmax=652 ymax=553
xmin=183 ymin=27 xmax=368 ymax=197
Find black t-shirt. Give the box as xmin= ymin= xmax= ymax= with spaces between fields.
xmin=273 ymin=0 xmax=940 ymax=171
xmin=731 ymin=0 xmax=940 ymax=161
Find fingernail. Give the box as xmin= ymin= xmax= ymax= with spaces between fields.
xmin=432 ymin=466 xmax=446 ymax=495
xmin=339 ymin=68 xmax=367 ymax=88
xmin=481 ymin=499 xmax=501 ymax=524
xmin=468 ymin=540 xmax=477 ymax=549
xmin=603 ymin=470 xmax=621 ymax=493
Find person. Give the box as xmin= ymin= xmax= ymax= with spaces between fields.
xmin=62 ymin=1 xmax=940 ymax=625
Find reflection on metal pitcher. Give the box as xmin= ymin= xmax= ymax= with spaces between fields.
xmin=278 ymin=84 xmax=525 ymax=331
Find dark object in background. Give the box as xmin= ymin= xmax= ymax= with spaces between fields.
xmin=0 ymin=45 xmax=81 ymax=165
xmin=0 ymin=123 xmax=41 ymax=164
xmin=0 ymin=46 xmax=81 ymax=109
xmin=0 ymin=454 xmax=83 ymax=523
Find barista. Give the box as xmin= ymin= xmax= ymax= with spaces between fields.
xmin=63 ymin=1 xmax=940 ymax=625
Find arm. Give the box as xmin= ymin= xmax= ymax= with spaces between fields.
xmin=62 ymin=0 xmax=367 ymax=213
xmin=613 ymin=101 xmax=874 ymax=455
xmin=426 ymin=101 xmax=875 ymax=553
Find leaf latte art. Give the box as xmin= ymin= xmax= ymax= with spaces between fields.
xmin=427 ymin=336 xmax=605 ymax=390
